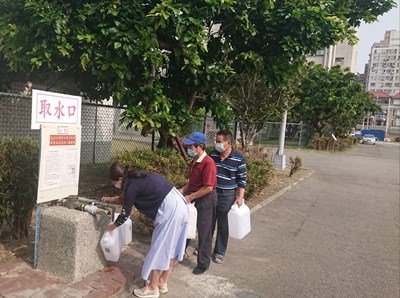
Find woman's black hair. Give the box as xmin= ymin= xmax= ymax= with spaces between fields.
xmin=109 ymin=162 xmax=149 ymax=181
xmin=109 ymin=162 xmax=149 ymax=203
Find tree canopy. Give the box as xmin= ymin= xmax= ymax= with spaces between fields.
xmin=291 ymin=64 xmax=381 ymax=136
xmin=0 ymin=0 xmax=396 ymax=145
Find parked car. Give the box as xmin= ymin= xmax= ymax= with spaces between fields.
xmin=362 ymin=134 xmax=376 ymax=145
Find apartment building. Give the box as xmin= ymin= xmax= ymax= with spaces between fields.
xmin=306 ymin=38 xmax=358 ymax=73
xmin=365 ymin=30 xmax=400 ymax=96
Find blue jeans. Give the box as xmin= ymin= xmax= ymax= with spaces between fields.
xmin=212 ymin=189 xmax=236 ymax=258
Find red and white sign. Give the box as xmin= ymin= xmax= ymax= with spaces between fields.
xmin=31 ymin=89 xmax=82 ymax=129
xmin=50 ymin=135 xmax=76 ymax=146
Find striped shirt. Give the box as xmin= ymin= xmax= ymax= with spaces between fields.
xmin=210 ymin=149 xmax=247 ymax=190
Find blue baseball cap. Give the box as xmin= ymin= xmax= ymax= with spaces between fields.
xmin=182 ymin=132 xmax=206 ymax=145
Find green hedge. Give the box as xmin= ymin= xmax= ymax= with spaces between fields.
xmin=115 ymin=149 xmax=273 ymax=200
xmin=311 ymin=136 xmax=356 ymax=151
xmin=0 ymin=137 xmax=39 ymax=238
xmin=115 ymin=149 xmax=188 ymax=188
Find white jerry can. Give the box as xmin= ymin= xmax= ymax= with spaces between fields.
xmin=228 ymin=202 xmax=251 ymax=239
xmin=100 ymin=213 xmax=132 ymax=262
xmin=114 ymin=213 xmax=132 ymax=245
xmin=187 ymin=203 xmax=197 ymax=239
xmin=100 ymin=229 xmax=123 ymax=262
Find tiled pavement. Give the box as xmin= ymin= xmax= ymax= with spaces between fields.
xmin=0 ymin=244 xmax=145 ymax=298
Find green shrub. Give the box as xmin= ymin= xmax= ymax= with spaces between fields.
xmin=245 ymin=156 xmax=273 ymax=199
xmin=311 ymin=136 xmax=330 ymax=150
xmin=115 ymin=149 xmax=188 ymax=188
xmin=312 ymin=135 xmax=356 ymax=151
xmin=0 ymin=137 xmax=39 ymax=238
xmin=289 ymin=156 xmax=302 ymax=177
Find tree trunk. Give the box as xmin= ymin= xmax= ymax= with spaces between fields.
xmin=246 ymin=127 xmax=259 ymax=146
xmin=157 ymin=128 xmax=174 ymax=149
xmin=239 ymin=123 xmax=247 ymax=151
xmin=12 ymin=208 xmax=32 ymax=238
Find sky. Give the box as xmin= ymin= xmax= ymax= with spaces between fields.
xmin=356 ymin=0 xmax=400 ymax=73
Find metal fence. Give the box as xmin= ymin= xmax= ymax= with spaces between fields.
xmin=252 ymin=122 xmax=313 ymax=149
xmin=1 ymin=92 xmax=313 ymax=165
xmin=0 ymin=93 xmax=156 ymax=164
xmin=201 ymin=119 xmax=312 ymax=149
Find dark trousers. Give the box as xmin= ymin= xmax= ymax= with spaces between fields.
xmin=211 ymin=189 xmax=236 ymax=258
xmin=194 ymin=189 xmax=217 ymax=268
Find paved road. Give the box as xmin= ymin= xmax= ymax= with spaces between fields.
xmin=122 ymin=143 xmax=400 ymax=298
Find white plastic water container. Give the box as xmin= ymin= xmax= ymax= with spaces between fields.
xmin=228 ymin=203 xmax=251 ymax=239
xmin=187 ymin=203 xmax=197 ymax=239
xmin=100 ymin=229 xmax=123 ymax=262
xmin=114 ymin=213 xmax=132 ymax=245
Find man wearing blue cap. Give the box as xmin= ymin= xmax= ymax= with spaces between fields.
xmin=178 ymin=132 xmax=217 ymax=275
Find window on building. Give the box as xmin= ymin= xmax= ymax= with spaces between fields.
xmin=315 ymin=50 xmax=325 ymax=56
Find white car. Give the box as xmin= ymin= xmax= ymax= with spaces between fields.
xmin=362 ymin=134 xmax=376 ymax=145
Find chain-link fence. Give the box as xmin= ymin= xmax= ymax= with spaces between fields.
xmin=0 ymin=93 xmax=156 ymax=164
xmin=252 ymin=122 xmax=313 ymax=149
xmin=1 ymin=92 xmax=313 ymax=165
xmin=201 ymin=118 xmax=312 ymax=149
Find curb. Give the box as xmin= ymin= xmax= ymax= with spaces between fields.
xmin=111 ymin=170 xmax=314 ymax=297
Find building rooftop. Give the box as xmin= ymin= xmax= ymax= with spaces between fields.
xmin=392 ymin=92 xmax=400 ymax=99
xmin=370 ymin=91 xmax=391 ymax=98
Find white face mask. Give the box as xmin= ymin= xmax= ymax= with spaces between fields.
xmin=215 ymin=142 xmax=225 ymax=153
xmin=187 ymin=148 xmax=197 ymax=158
xmin=114 ymin=183 xmax=121 ymax=189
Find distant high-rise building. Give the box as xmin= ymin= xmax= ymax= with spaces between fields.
xmin=365 ymin=30 xmax=400 ymax=96
xmin=306 ymin=36 xmax=358 ymax=73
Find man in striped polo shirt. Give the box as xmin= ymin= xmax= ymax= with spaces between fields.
xmin=210 ymin=129 xmax=247 ymax=264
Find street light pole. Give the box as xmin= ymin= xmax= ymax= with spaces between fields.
xmin=385 ymin=97 xmax=391 ymax=140
xmin=273 ymin=107 xmax=287 ymax=169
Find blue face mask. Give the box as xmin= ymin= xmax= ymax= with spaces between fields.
xmin=187 ymin=148 xmax=197 ymax=158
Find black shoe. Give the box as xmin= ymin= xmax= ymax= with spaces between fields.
xmin=192 ymin=266 xmax=208 ymax=275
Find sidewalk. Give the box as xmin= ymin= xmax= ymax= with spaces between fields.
xmin=0 ymin=241 xmax=145 ymax=298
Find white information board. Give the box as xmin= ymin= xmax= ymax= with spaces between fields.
xmin=37 ymin=125 xmax=81 ymax=203
xmin=31 ymin=89 xmax=82 ymax=130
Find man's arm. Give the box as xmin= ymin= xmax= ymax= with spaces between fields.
xmin=185 ymin=185 xmax=213 ymax=203
xmin=236 ymin=155 xmax=247 ymax=206
xmin=178 ymin=183 xmax=189 ymax=195
xmin=235 ymin=187 xmax=245 ymax=206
